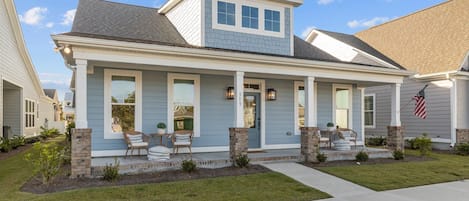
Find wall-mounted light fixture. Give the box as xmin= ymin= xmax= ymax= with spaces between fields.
xmin=267 ymin=88 xmax=277 ymax=101
xmin=54 ymin=45 xmax=71 ymax=54
xmin=226 ymin=86 xmax=234 ymax=100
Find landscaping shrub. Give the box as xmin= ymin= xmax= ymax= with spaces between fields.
xmin=406 ymin=138 xmax=418 ymax=149
xmin=25 ymin=136 xmax=41 ymax=144
xmin=103 ymin=158 xmax=120 ymax=182
xmin=182 ymin=160 xmax=197 ymax=173
xmin=235 ymin=154 xmax=250 ymax=168
xmin=65 ymin=121 xmax=75 ymax=142
xmin=366 ymin=136 xmax=386 ymax=146
xmin=0 ymin=137 xmax=12 ymax=153
xmin=40 ymin=127 xmax=61 ymax=140
xmin=393 ymin=150 xmax=404 ymax=160
xmin=414 ymin=133 xmax=432 ymax=156
xmin=355 ymin=151 xmax=369 ymax=162
xmin=11 ymin=135 xmax=25 ymax=149
xmin=316 ymin=152 xmax=327 ymax=163
xmin=25 ymin=142 xmax=63 ymax=185
xmin=456 ymin=143 xmax=469 ymax=156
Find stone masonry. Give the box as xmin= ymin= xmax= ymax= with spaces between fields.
xmin=71 ymin=128 xmax=92 ymax=178
xmin=301 ymin=127 xmax=320 ymax=163
xmin=387 ymin=126 xmax=404 ymax=151
xmin=229 ymin=128 xmax=248 ymax=166
xmin=456 ymin=129 xmax=469 ymax=144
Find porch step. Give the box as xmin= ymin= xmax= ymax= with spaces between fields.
xmin=323 ymin=147 xmax=392 ymax=161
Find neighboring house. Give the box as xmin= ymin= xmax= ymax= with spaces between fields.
xmin=52 ymin=0 xmax=411 ymax=157
xmin=0 ymin=0 xmax=57 ymax=138
xmin=43 ymin=89 xmax=63 ymax=122
xmin=355 ymin=0 xmax=469 ymax=148
xmin=43 ymin=89 xmax=66 ymax=133
xmin=63 ymin=92 xmax=75 ymax=122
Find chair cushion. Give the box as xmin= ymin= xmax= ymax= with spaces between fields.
xmin=131 ymin=142 xmax=148 ymax=147
xmin=127 ymin=134 xmax=143 ymax=144
xmin=320 ymin=137 xmax=329 ymax=142
xmin=175 ymin=134 xmax=191 ymax=143
xmin=174 ymin=141 xmax=191 ymax=146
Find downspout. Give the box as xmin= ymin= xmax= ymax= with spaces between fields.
xmin=450 ymin=77 xmax=457 ymax=147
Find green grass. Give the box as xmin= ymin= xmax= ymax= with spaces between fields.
xmin=0 ymin=136 xmax=330 ymax=201
xmin=317 ymin=150 xmax=469 ymax=191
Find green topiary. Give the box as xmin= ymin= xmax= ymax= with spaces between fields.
xmin=157 ymin=122 xmax=167 ymax=129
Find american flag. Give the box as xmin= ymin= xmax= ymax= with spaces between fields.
xmin=413 ymin=86 xmax=427 ymax=119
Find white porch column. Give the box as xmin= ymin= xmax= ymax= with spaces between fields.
xmin=359 ymin=87 xmax=366 ymax=143
xmin=304 ymin=76 xmax=317 ymax=127
xmin=450 ymin=78 xmax=457 ymax=146
xmin=390 ymin=83 xmax=401 ymax=127
xmin=234 ymin=71 xmax=244 ymax=127
xmin=75 ymin=59 xmax=88 ymax=128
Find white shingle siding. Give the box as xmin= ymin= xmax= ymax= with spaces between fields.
xmin=166 ymin=0 xmax=202 ymax=46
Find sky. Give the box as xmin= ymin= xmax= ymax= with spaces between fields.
xmin=14 ymin=0 xmax=446 ymax=101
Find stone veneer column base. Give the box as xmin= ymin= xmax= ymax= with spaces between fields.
xmin=71 ymin=128 xmax=92 ymax=178
xmin=387 ymin=126 xmax=404 ymax=151
xmin=456 ymin=129 xmax=469 ymax=144
xmin=229 ymin=128 xmax=248 ymax=166
xmin=301 ymin=127 xmax=319 ymax=163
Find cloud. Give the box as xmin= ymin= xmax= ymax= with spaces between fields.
xmin=301 ymin=26 xmax=316 ymax=39
xmin=45 ymin=22 xmax=54 ymax=28
xmin=317 ymin=0 xmax=335 ymax=5
xmin=19 ymin=7 xmax=48 ymax=25
xmin=347 ymin=17 xmax=391 ymax=28
xmin=61 ymin=9 xmax=76 ymax=26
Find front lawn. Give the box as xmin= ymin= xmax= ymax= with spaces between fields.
xmin=316 ymin=150 xmax=469 ymax=191
xmin=0 ymin=137 xmax=330 ymax=201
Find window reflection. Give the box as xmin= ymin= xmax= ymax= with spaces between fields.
xmin=298 ymin=86 xmax=305 ymax=130
xmin=335 ymin=88 xmax=350 ymax=129
xmin=173 ymin=79 xmax=194 ymax=131
xmin=244 ymin=95 xmax=256 ymax=128
xmin=111 ymin=76 xmax=136 ymax=133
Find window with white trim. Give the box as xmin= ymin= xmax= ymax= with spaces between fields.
xmin=217 ymin=1 xmax=236 ymax=26
xmin=364 ymin=94 xmax=375 ymax=128
xmin=265 ymin=9 xmax=280 ymax=32
xmin=242 ymin=5 xmax=258 ymax=29
xmin=25 ymin=99 xmax=36 ymax=128
xmin=104 ymin=69 xmax=142 ymax=139
xmin=168 ymin=74 xmax=200 ymax=137
xmin=333 ymin=85 xmax=352 ymax=129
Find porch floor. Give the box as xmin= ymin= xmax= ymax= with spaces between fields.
xmin=91 ymin=147 xmax=391 ymax=176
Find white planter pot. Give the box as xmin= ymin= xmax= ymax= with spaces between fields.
xmin=327 ymin=127 xmax=335 ymax=131
xmin=157 ymin=128 xmax=165 ymax=134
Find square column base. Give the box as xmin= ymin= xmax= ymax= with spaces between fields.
xmin=387 ymin=126 xmax=404 ymax=151
xmin=301 ymin=127 xmax=319 ymax=163
xmin=71 ymin=128 xmax=92 ymax=178
xmin=456 ymin=129 xmax=469 ymax=144
xmin=229 ymin=128 xmax=248 ymax=165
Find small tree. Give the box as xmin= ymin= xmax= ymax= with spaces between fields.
xmin=25 ymin=142 xmax=63 ymax=185
xmin=414 ymin=133 xmax=432 ymax=156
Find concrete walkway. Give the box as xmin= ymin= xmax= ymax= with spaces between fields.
xmin=261 ymin=162 xmax=469 ymax=201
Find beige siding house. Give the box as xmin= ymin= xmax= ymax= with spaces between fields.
xmin=0 ymin=0 xmax=58 ymax=138
xmin=356 ymin=0 xmax=469 ymax=148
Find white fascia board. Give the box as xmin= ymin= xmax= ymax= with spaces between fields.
xmin=158 ymin=0 xmax=183 ymax=14
xmin=52 ymin=35 xmax=412 ymax=81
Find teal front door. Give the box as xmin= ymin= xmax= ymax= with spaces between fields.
xmin=244 ymin=93 xmax=261 ymax=149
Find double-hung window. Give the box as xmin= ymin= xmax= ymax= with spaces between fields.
xmin=104 ymin=69 xmax=142 ymax=139
xmin=25 ymin=99 xmax=36 ymax=128
xmin=265 ymin=9 xmax=280 ymax=32
xmin=217 ymin=1 xmax=235 ymax=26
xmin=168 ymin=73 xmax=200 ymax=137
xmin=333 ymin=85 xmax=352 ymax=129
xmin=364 ymin=94 xmax=375 ymax=128
xmin=242 ymin=6 xmax=258 ymax=29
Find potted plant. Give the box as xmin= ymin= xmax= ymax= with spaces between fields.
xmin=157 ymin=122 xmax=166 ymax=134
xmin=326 ymin=122 xmax=335 ymax=131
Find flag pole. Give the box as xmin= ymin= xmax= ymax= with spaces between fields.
xmin=399 ymin=84 xmax=429 ymax=112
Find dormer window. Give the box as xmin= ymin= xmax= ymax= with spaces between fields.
xmin=265 ymin=9 xmax=280 ymax=32
xmin=242 ymin=6 xmax=258 ymax=29
xmin=217 ymin=1 xmax=236 ymax=26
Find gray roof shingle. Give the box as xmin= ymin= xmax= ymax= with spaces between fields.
xmin=43 ymin=89 xmax=56 ymax=99
xmin=63 ymin=0 xmax=400 ymax=69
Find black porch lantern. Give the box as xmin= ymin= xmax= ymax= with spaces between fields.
xmin=226 ymin=86 xmax=235 ymax=100
xmin=267 ymin=88 xmax=277 ymax=101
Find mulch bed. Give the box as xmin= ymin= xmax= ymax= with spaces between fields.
xmin=303 ymin=155 xmax=434 ymax=168
xmin=21 ymin=164 xmax=270 ymax=194
xmin=0 ymin=143 xmax=32 ymax=161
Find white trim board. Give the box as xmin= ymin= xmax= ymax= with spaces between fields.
xmin=293 ymin=81 xmax=317 ymax=135
xmin=364 ymin=93 xmax=376 ymax=129
xmin=103 ymin=69 xmax=142 ymax=139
